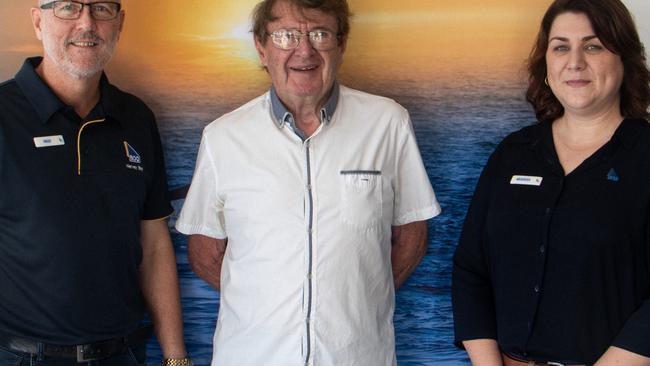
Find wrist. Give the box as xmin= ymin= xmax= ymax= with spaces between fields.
xmin=161 ymin=357 xmax=193 ymax=366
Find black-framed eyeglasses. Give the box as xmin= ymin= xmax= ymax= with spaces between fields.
xmin=40 ymin=1 xmax=121 ymax=21
xmin=269 ymin=29 xmax=340 ymax=51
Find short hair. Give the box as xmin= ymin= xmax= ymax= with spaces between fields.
xmin=252 ymin=0 xmax=351 ymax=44
xmin=526 ymin=0 xmax=650 ymax=122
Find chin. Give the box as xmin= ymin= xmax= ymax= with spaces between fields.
xmin=63 ymin=57 xmax=109 ymax=79
xmin=63 ymin=63 xmax=104 ymax=79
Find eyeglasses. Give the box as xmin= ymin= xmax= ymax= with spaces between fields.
xmin=40 ymin=1 xmax=121 ymax=21
xmin=269 ymin=29 xmax=340 ymax=51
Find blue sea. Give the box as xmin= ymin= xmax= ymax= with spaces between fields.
xmin=139 ymin=56 xmax=537 ymax=365
xmin=0 ymin=45 xmax=535 ymax=365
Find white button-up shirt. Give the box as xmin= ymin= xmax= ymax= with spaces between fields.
xmin=176 ymin=84 xmax=441 ymax=366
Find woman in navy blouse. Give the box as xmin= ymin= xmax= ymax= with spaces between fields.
xmin=452 ymin=0 xmax=650 ymax=365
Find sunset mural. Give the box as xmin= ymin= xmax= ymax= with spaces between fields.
xmin=2 ymin=1 xmax=648 ymax=365
xmin=2 ymin=1 xmax=553 ymax=91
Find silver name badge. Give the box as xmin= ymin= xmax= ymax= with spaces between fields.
xmin=34 ymin=135 xmax=65 ymax=148
xmin=510 ymin=175 xmax=543 ymax=186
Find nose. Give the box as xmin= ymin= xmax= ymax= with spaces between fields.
xmin=567 ymin=47 xmax=586 ymax=71
xmin=76 ymin=5 xmax=97 ymax=30
xmin=294 ymin=32 xmax=316 ymax=56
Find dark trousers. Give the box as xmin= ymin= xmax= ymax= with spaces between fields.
xmin=0 ymin=344 xmax=147 ymax=366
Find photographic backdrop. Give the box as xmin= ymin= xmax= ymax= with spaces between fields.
xmin=2 ymin=1 xmax=648 ymax=365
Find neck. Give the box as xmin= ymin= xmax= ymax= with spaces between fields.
xmin=283 ymin=95 xmax=328 ymax=137
xmin=37 ymin=58 xmax=102 ymax=118
xmin=553 ymin=107 xmax=624 ymax=148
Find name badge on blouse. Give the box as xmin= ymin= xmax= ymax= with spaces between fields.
xmin=33 ymin=135 xmax=65 ymax=148
xmin=510 ymin=175 xmax=543 ymax=186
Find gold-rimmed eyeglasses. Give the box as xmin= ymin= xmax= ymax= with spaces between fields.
xmin=269 ymin=29 xmax=340 ymax=51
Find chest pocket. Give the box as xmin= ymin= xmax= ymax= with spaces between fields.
xmin=339 ymin=170 xmax=383 ymax=232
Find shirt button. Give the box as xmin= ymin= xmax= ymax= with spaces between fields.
xmin=539 ymin=245 xmax=546 ymax=254
xmin=534 ymin=285 xmax=540 ymax=293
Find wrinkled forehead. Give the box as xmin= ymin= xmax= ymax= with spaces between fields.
xmin=270 ymin=1 xmax=336 ymax=27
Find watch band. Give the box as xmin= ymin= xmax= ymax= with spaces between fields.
xmin=161 ymin=357 xmax=193 ymax=366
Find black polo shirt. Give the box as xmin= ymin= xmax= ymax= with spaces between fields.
xmin=0 ymin=57 xmax=173 ymax=344
xmin=452 ymin=118 xmax=650 ymax=364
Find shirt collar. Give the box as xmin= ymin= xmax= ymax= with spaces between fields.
xmin=14 ymin=57 xmax=64 ymax=124
xmin=14 ymin=56 xmax=121 ymax=126
xmin=529 ymin=118 xmax=646 ymax=176
xmin=611 ymin=118 xmax=645 ymax=150
xmin=270 ymin=81 xmax=340 ymax=129
xmin=97 ymin=73 xmax=125 ymax=126
xmin=524 ymin=117 xmax=643 ymax=151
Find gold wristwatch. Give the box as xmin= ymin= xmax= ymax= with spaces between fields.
xmin=161 ymin=357 xmax=193 ymax=366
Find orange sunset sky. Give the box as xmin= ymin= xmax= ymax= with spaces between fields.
xmin=2 ymin=0 xmax=647 ymax=111
xmin=1 ymin=1 xmax=552 ymax=81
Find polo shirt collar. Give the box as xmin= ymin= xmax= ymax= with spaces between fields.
xmin=15 ymin=57 xmax=64 ymax=124
xmin=270 ymin=81 xmax=340 ymax=129
xmin=97 ymin=73 xmax=125 ymax=127
xmin=14 ymin=56 xmax=122 ymax=126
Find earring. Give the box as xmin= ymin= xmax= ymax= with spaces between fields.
xmin=544 ymin=77 xmax=549 ymax=86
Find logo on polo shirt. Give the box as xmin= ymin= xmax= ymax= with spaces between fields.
xmin=124 ymin=141 xmax=143 ymax=172
xmin=124 ymin=142 xmax=141 ymax=164
xmin=607 ymin=168 xmax=619 ymax=182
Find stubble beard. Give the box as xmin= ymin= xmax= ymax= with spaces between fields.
xmin=43 ymin=32 xmax=118 ymax=80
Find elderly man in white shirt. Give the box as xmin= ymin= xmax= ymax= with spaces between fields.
xmin=175 ymin=0 xmax=441 ymax=365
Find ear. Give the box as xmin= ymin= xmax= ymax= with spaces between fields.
xmin=338 ymin=35 xmax=348 ymax=56
xmin=255 ymin=37 xmax=268 ymax=67
xmin=117 ymin=10 xmax=125 ymax=39
xmin=30 ymin=7 xmax=44 ymax=41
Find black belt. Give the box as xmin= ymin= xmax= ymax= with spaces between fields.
xmin=0 ymin=326 xmax=152 ymax=363
xmin=503 ymin=351 xmax=587 ymax=366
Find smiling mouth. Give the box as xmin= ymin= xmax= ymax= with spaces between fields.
xmin=565 ymin=80 xmax=591 ymax=87
xmin=290 ymin=65 xmax=319 ymax=72
xmin=69 ymin=41 xmax=99 ymax=47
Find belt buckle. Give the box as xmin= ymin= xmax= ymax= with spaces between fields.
xmin=76 ymin=344 xmax=107 ymax=362
xmin=547 ymin=363 xmax=566 ymax=366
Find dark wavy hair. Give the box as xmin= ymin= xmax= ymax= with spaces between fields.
xmin=526 ymin=0 xmax=650 ymax=123
xmin=252 ymin=0 xmax=350 ymax=45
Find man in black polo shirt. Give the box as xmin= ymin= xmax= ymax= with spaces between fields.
xmin=0 ymin=1 xmax=191 ymax=365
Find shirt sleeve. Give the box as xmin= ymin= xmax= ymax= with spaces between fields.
xmin=175 ymin=133 xmax=227 ymax=239
xmin=452 ymin=150 xmax=499 ymax=347
xmin=611 ymin=214 xmax=650 ymax=357
xmin=142 ymin=117 xmax=174 ymax=220
xmin=392 ymin=107 xmax=441 ymax=226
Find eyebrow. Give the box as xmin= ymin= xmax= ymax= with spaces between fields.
xmin=549 ymin=35 xmax=598 ymax=42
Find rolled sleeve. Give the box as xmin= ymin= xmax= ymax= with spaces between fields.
xmin=175 ymin=134 xmax=227 ymax=239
